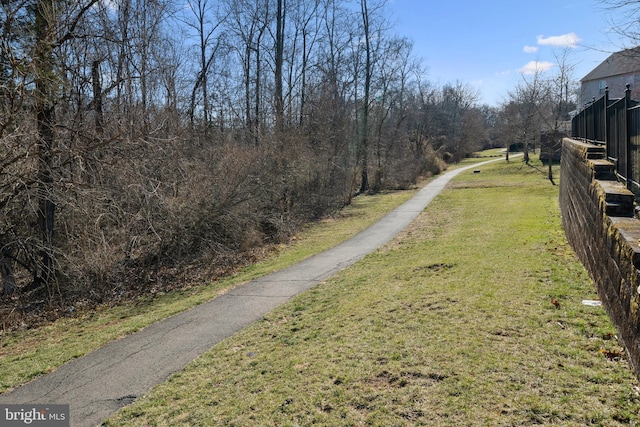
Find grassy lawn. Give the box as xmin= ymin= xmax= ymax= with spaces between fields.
xmin=102 ymin=157 xmax=640 ymax=426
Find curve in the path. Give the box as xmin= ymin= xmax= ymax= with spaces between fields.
xmin=0 ymin=156 xmax=506 ymax=427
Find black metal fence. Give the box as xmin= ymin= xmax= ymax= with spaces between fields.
xmin=572 ymin=85 xmax=640 ymax=195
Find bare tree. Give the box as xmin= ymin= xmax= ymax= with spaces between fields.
xmin=291 ymin=0 xmax=321 ymax=127
xmin=354 ymin=0 xmax=388 ymax=194
xmin=34 ymin=0 xmax=58 ymax=290
xmin=274 ymin=0 xmax=285 ymax=132
xmin=601 ymin=0 xmax=640 ymax=47
xmin=435 ymin=82 xmax=480 ymax=162
xmin=500 ymin=52 xmax=575 ymax=178
xmin=0 ymin=0 xmax=98 ymax=296
xmin=183 ymin=0 xmax=226 ymax=130
xmin=0 ymin=1 xmax=32 ymax=294
xmin=508 ymin=67 xmax=548 ymax=164
xmin=225 ymin=0 xmax=270 ymax=142
xmin=369 ymin=36 xmax=415 ymax=191
xmin=542 ymin=48 xmax=576 ymax=183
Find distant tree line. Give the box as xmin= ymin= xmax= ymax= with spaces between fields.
xmin=0 ymin=0 xmax=500 ymax=312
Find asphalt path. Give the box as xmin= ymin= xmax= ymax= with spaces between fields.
xmin=0 ymin=156 xmax=506 ymax=427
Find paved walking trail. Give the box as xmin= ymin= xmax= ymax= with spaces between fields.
xmin=0 ymin=157 xmax=505 ymax=426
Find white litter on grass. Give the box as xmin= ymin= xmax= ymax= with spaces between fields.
xmin=582 ymin=300 xmax=602 ymax=307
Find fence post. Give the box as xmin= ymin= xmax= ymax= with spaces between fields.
xmin=592 ymin=97 xmax=596 ymax=141
xmin=584 ymin=105 xmax=587 ymax=140
xmin=604 ymin=87 xmax=609 ymax=146
xmin=625 ymin=84 xmax=632 ymax=190
xmin=582 ymin=103 xmax=589 ymax=142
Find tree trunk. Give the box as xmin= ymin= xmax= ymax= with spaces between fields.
xmin=359 ymin=0 xmax=371 ymax=194
xmin=299 ymin=29 xmax=307 ymax=127
xmin=244 ymin=45 xmax=252 ymax=132
xmin=92 ymin=60 xmax=104 ymax=135
xmin=274 ymin=0 xmax=285 ymax=132
xmin=254 ymin=21 xmax=266 ymax=144
xmin=255 ymin=41 xmax=261 ymax=144
xmin=548 ymin=149 xmax=554 ymax=183
xmin=548 ymin=133 xmax=556 ymax=184
xmin=0 ymin=235 xmax=16 ymax=296
xmin=35 ymin=0 xmax=56 ymax=289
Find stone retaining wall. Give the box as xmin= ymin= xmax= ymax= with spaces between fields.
xmin=560 ymin=137 xmax=640 ymax=378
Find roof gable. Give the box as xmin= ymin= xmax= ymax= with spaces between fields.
xmin=581 ymin=47 xmax=640 ymax=82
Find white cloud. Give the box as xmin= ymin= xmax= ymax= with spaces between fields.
xmin=518 ymin=61 xmax=555 ymax=75
xmin=536 ymin=32 xmax=581 ymax=48
xmin=523 ymin=45 xmax=539 ymax=53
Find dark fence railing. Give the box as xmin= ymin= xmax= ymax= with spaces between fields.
xmin=630 ymin=106 xmax=640 ymax=191
xmin=572 ymin=85 xmax=640 ymax=195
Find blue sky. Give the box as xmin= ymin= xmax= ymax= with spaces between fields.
xmin=387 ymin=0 xmax=630 ymax=106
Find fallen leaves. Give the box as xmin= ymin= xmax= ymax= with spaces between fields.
xmin=599 ymin=348 xmax=624 ymax=361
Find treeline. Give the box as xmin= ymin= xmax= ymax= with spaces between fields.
xmin=0 ymin=0 xmax=497 ymax=312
